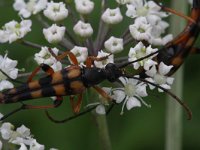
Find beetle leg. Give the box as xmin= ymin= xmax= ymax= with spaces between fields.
xmin=27 ymin=63 xmax=54 ymax=82
xmin=93 ymin=85 xmax=112 ymax=101
xmin=70 ymin=94 xmax=83 ymax=113
xmin=86 ymin=54 xmax=112 ymax=67
xmin=23 ymin=97 xmax=63 ymax=109
xmin=48 ymin=48 xmax=79 ymax=65
xmin=0 ymin=97 xmax=63 ymax=121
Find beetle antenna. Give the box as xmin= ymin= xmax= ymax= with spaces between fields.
xmin=0 ymin=104 xmax=26 ymax=121
xmin=45 ymin=105 xmax=97 ymax=123
xmin=124 ymin=75 xmax=192 ymax=120
xmin=117 ymin=50 xmax=159 ymax=69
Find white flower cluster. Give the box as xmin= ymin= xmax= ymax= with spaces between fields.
xmin=34 ymin=47 xmax=62 ymax=71
xmin=0 ymin=114 xmax=57 ymax=150
xmin=0 ymin=54 xmax=18 ymax=91
xmin=0 ymin=20 xmax=32 ymax=43
xmin=126 ymin=0 xmax=173 ymax=45
xmin=0 ymin=0 xmax=178 ymax=120
xmin=13 ymin=0 xmax=47 ymax=18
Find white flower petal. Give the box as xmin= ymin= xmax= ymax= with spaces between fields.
xmin=95 ymin=105 xmax=106 ymax=115
xmin=145 ymin=65 xmax=157 ymax=77
xmin=112 ymin=90 xmax=126 ymax=103
xmin=126 ymin=97 xmax=141 ymax=110
xmin=136 ymin=84 xmax=148 ymax=97
xmin=144 ymin=59 xmax=157 ymax=70
xmin=167 ymin=77 xmax=174 ymax=85
xmin=0 ymin=80 xmax=14 ymax=91
xmin=159 ymin=62 xmax=173 ymax=75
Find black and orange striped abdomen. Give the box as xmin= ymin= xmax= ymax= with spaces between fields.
xmin=0 ymin=65 xmax=86 ymax=104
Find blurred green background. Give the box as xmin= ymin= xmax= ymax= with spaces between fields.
xmin=0 ymin=0 xmax=200 ymax=149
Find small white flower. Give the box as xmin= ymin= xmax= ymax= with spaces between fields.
xmin=70 ymin=46 xmax=88 ymax=63
xmin=0 ymin=20 xmax=32 ymax=43
xmin=128 ymin=42 xmax=157 ymax=70
xmin=0 ymin=54 xmax=18 ymax=79
xmin=145 ymin=62 xmax=174 ymax=92
xmin=94 ymin=51 xmax=114 ymax=68
xmin=0 ymin=122 xmax=14 ymax=140
xmin=95 ymin=104 xmax=106 ymax=115
xmin=34 ymin=47 xmax=62 ymax=71
xmin=104 ymin=36 xmax=123 ymax=54
xmin=129 ymin=17 xmax=152 ymax=41
xmin=112 ymin=77 xmax=150 ymax=114
xmin=75 ymin=0 xmax=94 ymax=15
xmin=43 ymin=24 xmax=65 ymax=44
xmin=13 ymin=0 xmax=48 ymax=18
xmin=73 ymin=21 xmax=93 ymax=38
xmin=30 ymin=139 xmax=45 ymax=150
xmin=101 ymin=8 xmax=123 ymax=24
xmin=44 ymin=1 xmax=68 ymax=22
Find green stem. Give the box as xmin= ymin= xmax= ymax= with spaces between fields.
xmin=90 ymin=89 xmax=112 ymax=150
xmin=165 ymin=0 xmax=188 ymax=150
xmin=94 ymin=114 xmax=112 ymax=150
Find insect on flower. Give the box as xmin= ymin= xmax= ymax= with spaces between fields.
xmin=0 ymin=0 xmax=199 ymax=123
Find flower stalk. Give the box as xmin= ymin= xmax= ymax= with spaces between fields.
xmin=165 ymin=0 xmax=188 ymax=150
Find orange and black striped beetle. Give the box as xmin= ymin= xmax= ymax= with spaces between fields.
xmin=0 ymin=0 xmax=200 ymax=122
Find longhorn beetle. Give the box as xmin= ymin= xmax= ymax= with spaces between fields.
xmin=0 ymin=0 xmax=199 ymax=122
